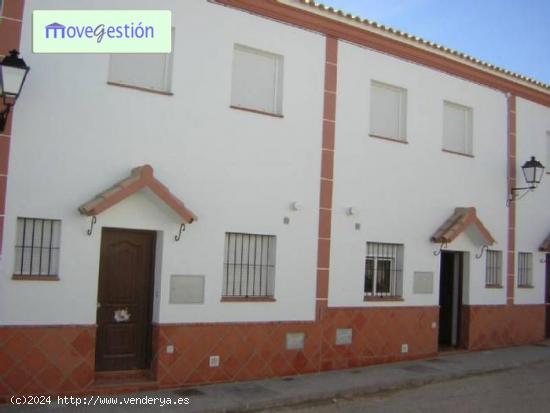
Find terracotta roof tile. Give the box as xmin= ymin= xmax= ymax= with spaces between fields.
xmin=79 ymin=165 xmax=197 ymax=223
xmin=539 ymin=233 xmax=550 ymax=252
xmin=295 ymin=0 xmax=550 ymax=91
xmin=431 ymin=207 xmax=495 ymax=245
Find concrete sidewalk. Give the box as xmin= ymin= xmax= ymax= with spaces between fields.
xmin=3 ymin=342 xmax=550 ymax=412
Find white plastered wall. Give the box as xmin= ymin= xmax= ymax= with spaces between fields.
xmin=515 ymin=97 xmax=550 ymax=305
xmin=329 ymin=40 xmax=509 ymax=308
xmin=0 ymin=0 xmax=325 ymax=325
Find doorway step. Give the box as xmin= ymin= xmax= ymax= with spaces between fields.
xmin=92 ymin=370 xmax=158 ymax=393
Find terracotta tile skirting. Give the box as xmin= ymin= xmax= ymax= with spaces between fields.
xmin=2 ymin=304 xmax=546 ymax=399
xmin=0 ymin=325 xmax=96 ymax=400
xmin=461 ymin=304 xmax=544 ymax=350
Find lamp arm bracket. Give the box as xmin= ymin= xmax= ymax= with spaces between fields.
xmin=0 ymin=104 xmax=13 ymax=133
xmin=475 ymin=245 xmax=488 ymax=259
xmin=433 ymin=241 xmax=447 ymax=256
xmin=86 ymin=216 xmax=97 ymax=236
xmin=175 ymin=223 xmax=186 ymax=242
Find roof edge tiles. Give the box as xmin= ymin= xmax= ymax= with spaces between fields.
xmin=539 ymin=234 xmax=550 ymax=252
xmin=290 ymin=0 xmax=549 ymax=92
xmin=431 ymin=207 xmax=496 ymax=246
xmin=212 ymin=0 xmax=550 ymax=106
xmin=78 ymin=165 xmax=197 ymax=224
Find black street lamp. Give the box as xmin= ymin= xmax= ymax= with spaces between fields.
xmin=520 ymin=156 xmax=545 ymax=188
xmin=510 ymin=156 xmax=545 ymax=201
xmin=0 ymin=50 xmax=30 ymax=132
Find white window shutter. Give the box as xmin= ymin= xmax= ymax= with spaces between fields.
xmin=108 ymin=29 xmax=174 ymax=93
xmin=109 ymin=53 xmax=169 ymax=92
xmin=370 ymin=81 xmax=407 ymax=141
xmin=443 ymin=101 xmax=473 ymax=154
xmin=231 ymin=45 xmax=283 ymax=115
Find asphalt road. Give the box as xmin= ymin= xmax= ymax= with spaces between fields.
xmin=264 ymin=361 xmax=550 ymax=413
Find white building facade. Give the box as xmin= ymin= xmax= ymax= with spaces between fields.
xmin=0 ymin=0 xmax=549 ymax=397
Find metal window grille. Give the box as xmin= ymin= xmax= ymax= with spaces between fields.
xmin=364 ymin=242 xmax=403 ymax=297
xmin=517 ymin=252 xmax=533 ymax=287
xmin=223 ymin=232 xmax=276 ymax=297
xmin=14 ymin=218 xmax=61 ymax=277
xmin=485 ymin=250 xmax=502 ymax=286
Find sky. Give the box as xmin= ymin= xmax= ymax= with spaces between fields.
xmin=320 ymin=0 xmax=550 ymax=85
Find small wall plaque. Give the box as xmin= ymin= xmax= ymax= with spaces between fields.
xmin=413 ymin=272 xmax=434 ymax=294
xmin=169 ymin=275 xmax=205 ymax=304
xmin=336 ymin=328 xmax=353 ymax=345
xmin=286 ymin=332 xmax=305 ymax=350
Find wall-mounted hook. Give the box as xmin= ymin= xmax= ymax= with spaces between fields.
xmin=86 ymin=216 xmax=97 ymax=236
xmin=475 ymin=245 xmax=488 ymax=259
xmin=175 ymin=223 xmax=186 ymax=241
xmin=433 ymin=242 xmax=447 ymax=256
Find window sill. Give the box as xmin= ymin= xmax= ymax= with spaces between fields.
xmin=369 ymin=134 xmax=408 ymax=144
xmin=229 ymin=105 xmax=283 ymax=118
xmin=12 ymin=274 xmax=60 ymax=281
xmin=518 ymin=285 xmax=534 ymax=289
xmin=221 ymin=296 xmax=276 ymax=303
xmin=442 ymin=149 xmax=474 ymax=158
xmin=107 ymin=81 xmax=174 ymax=96
xmin=364 ymin=295 xmax=404 ymax=302
xmin=485 ymin=284 xmax=503 ymax=289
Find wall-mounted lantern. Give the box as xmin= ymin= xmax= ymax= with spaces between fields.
xmin=0 ymin=50 xmax=30 ymax=132
xmin=510 ymin=156 xmax=545 ymax=202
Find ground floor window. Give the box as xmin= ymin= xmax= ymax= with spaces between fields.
xmin=14 ymin=218 xmax=61 ymax=278
xmin=517 ymin=252 xmax=533 ymax=287
xmin=485 ymin=250 xmax=502 ymax=287
xmin=223 ymin=232 xmax=276 ymax=298
xmin=365 ymin=242 xmax=403 ymax=297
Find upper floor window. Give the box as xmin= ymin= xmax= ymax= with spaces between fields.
xmin=223 ymin=232 xmax=276 ymax=299
xmin=485 ymin=250 xmax=502 ymax=287
xmin=108 ymin=29 xmax=174 ymax=94
xmin=517 ymin=252 xmax=533 ymax=288
xmin=230 ymin=44 xmax=284 ymax=116
xmin=364 ymin=242 xmax=404 ymax=298
xmin=369 ymin=81 xmax=407 ymax=142
xmin=443 ymin=101 xmax=473 ymax=156
xmin=14 ymin=218 xmax=61 ymax=280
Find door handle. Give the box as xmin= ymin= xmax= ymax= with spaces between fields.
xmin=114 ymin=308 xmax=131 ymax=322
xmin=97 ymin=302 xmax=101 ymax=309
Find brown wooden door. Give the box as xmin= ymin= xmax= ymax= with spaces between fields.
xmin=95 ymin=228 xmax=155 ymax=372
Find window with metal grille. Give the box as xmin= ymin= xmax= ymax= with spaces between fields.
xmin=14 ymin=218 xmax=61 ymax=278
xmin=517 ymin=252 xmax=533 ymax=287
xmin=364 ymin=242 xmax=404 ymax=297
xmin=223 ymin=232 xmax=276 ymax=298
xmin=485 ymin=250 xmax=502 ymax=287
